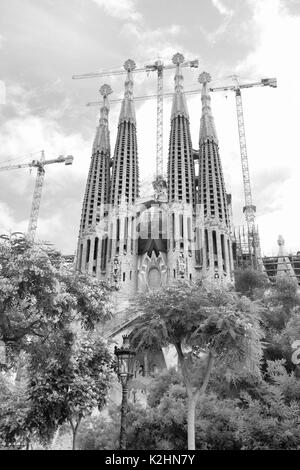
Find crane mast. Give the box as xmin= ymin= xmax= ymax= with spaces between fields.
xmin=210 ymin=75 xmax=277 ymax=265
xmin=0 ymin=151 xmax=74 ymax=241
xmin=27 ymin=151 xmax=46 ymax=241
xmin=235 ymin=88 xmax=255 ymax=226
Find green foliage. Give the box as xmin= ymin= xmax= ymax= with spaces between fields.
xmin=0 ymin=376 xmax=32 ymax=449
xmin=129 ymin=281 xmax=263 ymax=384
xmin=76 ymin=413 xmax=119 ymax=450
xmin=234 ymin=268 xmax=268 ymax=299
xmin=147 ymin=367 xmax=182 ymax=408
xmin=236 ymin=390 xmax=300 ymax=449
xmin=0 ymin=235 xmax=112 ymax=367
xmin=260 ymin=276 xmax=300 ymax=366
xmin=0 ymin=235 xmax=114 ymax=449
xmin=75 ymin=362 xmax=300 ymax=450
xmin=27 ymin=330 xmax=114 ymax=446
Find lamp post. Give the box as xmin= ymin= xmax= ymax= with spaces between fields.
xmin=114 ymin=335 xmax=136 ymax=450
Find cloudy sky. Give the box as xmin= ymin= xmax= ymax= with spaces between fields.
xmin=0 ymin=0 xmax=299 ymax=256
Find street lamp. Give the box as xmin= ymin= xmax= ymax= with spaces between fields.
xmin=114 ymin=335 xmax=136 ymax=450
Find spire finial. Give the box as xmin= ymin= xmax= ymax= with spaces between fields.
xmin=278 ymin=234 xmax=284 ymax=247
xmin=119 ymin=59 xmax=136 ymax=124
xmin=198 ymin=71 xmax=212 ymax=85
xmin=199 ymin=70 xmax=218 ymax=144
xmin=171 ymin=52 xmax=189 ymax=119
xmin=93 ymin=83 xmax=112 ymax=153
xmin=100 ymin=84 xmax=113 ymax=97
xmin=123 ymin=59 xmax=136 ymax=72
xmin=172 ymin=52 xmax=185 ymax=65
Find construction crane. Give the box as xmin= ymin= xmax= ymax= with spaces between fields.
xmin=210 ymin=75 xmax=277 ymax=264
xmin=0 ymin=151 xmax=74 ymax=240
xmin=72 ymin=56 xmax=199 ymax=176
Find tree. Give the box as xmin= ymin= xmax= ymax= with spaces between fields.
xmin=0 ymin=374 xmax=33 ymax=449
xmin=128 ymin=281 xmax=263 ymax=450
xmin=27 ymin=331 xmax=114 ymax=450
xmin=261 ymin=276 xmax=300 ymax=366
xmin=0 ymin=234 xmax=112 ymax=367
xmin=0 ymin=234 xmax=114 ymax=449
xmin=234 ymin=268 xmax=268 ymax=299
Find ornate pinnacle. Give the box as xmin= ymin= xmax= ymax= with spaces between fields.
xmin=198 ymin=71 xmax=212 ymax=84
xmin=99 ymin=84 xmax=113 ymax=97
xmin=172 ymin=52 xmax=185 ymax=65
xmin=278 ymin=235 xmax=285 ymax=247
xmin=123 ymin=59 xmax=136 ymax=72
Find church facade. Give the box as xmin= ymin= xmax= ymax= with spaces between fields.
xmin=75 ymin=53 xmax=234 ymax=319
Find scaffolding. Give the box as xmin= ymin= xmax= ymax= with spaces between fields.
xmin=233 ymin=225 xmax=260 ymax=269
xmin=262 ymin=254 xmax=300 ymax=285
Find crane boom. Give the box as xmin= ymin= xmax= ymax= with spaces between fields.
xmin=0 ymin=151 xmax=74 ymax=240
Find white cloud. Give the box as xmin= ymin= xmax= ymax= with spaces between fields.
xmin=201 ymin=0 xmax=234 ymax=44
xmin=91 ymin=0 xmax=142 ymax=21
xmin=0 ymin=201 xmax=26 ymax=236
xmin=121 ymin=22 xmax=198 ymax=78
xmin=211 ymin=0 xmax=234 ymax=16
xmin=224 ymin=0 xmax=300 ymax=253
xmin=0 ymin=82 xmax=93 ymax=253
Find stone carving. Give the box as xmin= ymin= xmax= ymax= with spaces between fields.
xmin=123 ymin=59 xmax=136 ymax=72
xmin=138 ymin=251 xmax=167 ymax=292
xmin=198 ymin=71 xmax=212 ymax=84
xmin=172 ymin=52 xmax=185 ymax=65
xmin=177 ymin=250 xmax=186 ymax=277
xmin=112 ymin=256 xmax=121 ymax=289
xmin=152 ymin=175 xmax=168 ymax=203
xmin=99 ymin=84 xmax=113 ymax=97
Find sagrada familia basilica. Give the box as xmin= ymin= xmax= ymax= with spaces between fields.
xmin=76 ymin=53 xmax=233 ymax=288
xmin=74 ymin=53 xmax=299 ymax=359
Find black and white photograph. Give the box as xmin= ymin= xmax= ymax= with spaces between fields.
xmin=0 ymin=0 xmax=300 ymax=455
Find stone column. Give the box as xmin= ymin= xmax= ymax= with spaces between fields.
xmin=82 ymin=239 xmax=88 ymax=274
xmin=88 ymin=237 xmax=95 ymax=275
xmin=224 ymin=235 xmax=230 ymax=276
xmin=96 ymin=236 xmax=102 ymax=278
xmin=208 ymin=229 xmax=214 ymax=274
xmin=216 ymin=232 xmax=223 ymax=277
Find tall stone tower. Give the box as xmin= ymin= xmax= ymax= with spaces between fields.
xmin=167 ymin=52 xmax=196 ymax=283
xmin=108 ymin=59 xmax=139 ymax=304
xmin=198 ymin=71 xmax=234 ymax=280
xmin=76 ymin=84 xmax=112 ymax=277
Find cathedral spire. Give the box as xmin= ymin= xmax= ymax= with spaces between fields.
xmin=167 ymin=53 xmax=195 ymax=205
xmin=110 ymin=59 xmax=139 ymax=206
xmin=75 ymin=84 xmax=112 ymax=274
xmin=171 ymin=52 xmax=189 ymax=119
xmin=198 ymin=71 xmax=233 ymax=280
xmin=93 ymin=84 xmax=112 ymax=153
xmin=119 ymin=59 xmax=136 ymax=125
xmin=198 ymin=71 xmax=218 ymax=145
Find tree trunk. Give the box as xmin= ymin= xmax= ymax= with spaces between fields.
xmin=187 ymin=393 xmax=197 ymax=450
xmin=72 ymin=428 xmax=77 ymax=451
xmin=69 ymin=417 xmax=82 ymax=451
xmin=175 ymin=343 xmax=215 ymax=451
